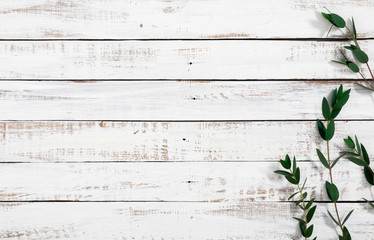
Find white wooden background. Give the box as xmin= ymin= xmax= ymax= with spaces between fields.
xmin=0 ymin=0 xmax=374 ymax=239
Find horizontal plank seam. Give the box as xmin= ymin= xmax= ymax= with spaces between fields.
xmin=0 ymin=79 xmax=365 ymax=82
xmin=0 ymin=38 xmax=373 ymax=42
xmin=1 ymin=119 xmax=373 ymax=122
xmin=0 ymin=200 xmax=367 ymax=203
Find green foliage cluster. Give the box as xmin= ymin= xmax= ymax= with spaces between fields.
xmin=275 ymin=155 xmax=317 ymax=239
xmin=321 ymin=8 xmax=374 ymax=91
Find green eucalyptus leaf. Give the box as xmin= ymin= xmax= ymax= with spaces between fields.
xmin=344 ymin=46 xmax=354 ymax=51
xmin=337 ymin=85 xmax=343 ymax=98
xmin=322 ymin=97 xmax=330 ymax=120
xmin=299 ymin=221 xmax=307 ymax=237
xmin=307 ymin=206 xmax=317 ymax=222
xmin=274 ymin=170 xmax=293 ymax=177
xmin=333 ymin=94 xmax=350 ymax=109
xmin=331 ymin=89 xmax=338 ymax=106
xmin=331 ymin=14 xmax=346 ymax=28
xmin=325 ymin=181 xmax=339 ymax=202
xmin=305 ymin=225 xmax=314 ymax=238
xmin=280 ymin=159 xmax=291 ymax=169
xmin=331 ymin=154 xmax=345 ymax=168
xmin=353 ymin=49 xmax=369 ymax=63
xmin=293 ymin=156 xmax=296 ymax=174
xmin=364 ymin=166 xmax=374 ymax=185
xmin=343 ymin=226 xmax=352 ymax=240
xmin=347 ymin=157 xmax=366 ymax=166
xmin=301 ymin=178 xmax=307 ymax=192
xmin=352 ymin=17 xmax=357 ymax=38
xmin=330 ymin=108 xmax=341 ymax=119
xmin=344 ymin=138 xmax=355 ymax=149
xmin=347 ymin=62 xmax=360 ymax=73
xmin=327 ymin=210 xmax=340 ymax=226
xmin=286 ymin=175 xmax=298 ymax=185
xmin=316 ymin=149 xmax=330 ymax=169
xmin=293 ymin=217 xmax=305 ymax=224
xmin=317 ymin=119 xmax=327 ymax=140
xmin=325 ymin=120 xmax=335 ymax=141
xmin=340 ymin=151 xmax=359 ymax=157
xmin=361 ymin=144 xmax=370 ymax=165
xmin=288 ymin=192 xmax=299 ymax=200
xmin=332 ymin=60 xmax=346 ymax=65
xmin=305 ymin=198 xmax=315 ymax=210
xmin=356 ymin=83 xmax=374 ymax=91
xmin=342 ymin=209 xmax=354 ymax=225
xmin=355 ymin=136 xmax=361 ymax=156
xmin=295 ymin=167 xmax=300 ymax=184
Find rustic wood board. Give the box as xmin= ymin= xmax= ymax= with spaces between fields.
xmin=1 ymin=0 xmax=374 ymax=39
xmin=0 ymin=202 xmax=372 ymax=239
xmin=0 ymin=162 xmax=372 ymax=202
xmin=0 ymin=40 xmax=373 ymax=79
xmin=1 ymin=120 xmax=373 ymax=162
xmin=1 ymin=81 xmax=373 ymax=120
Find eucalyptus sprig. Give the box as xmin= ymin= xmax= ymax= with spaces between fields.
xmin=342 ymin=136 xmax=374 ymax=185
xmin=274 ymin=155 xmax=317 ymax=240
xmin=321 ymin=8 xmax=374 ymax=91
xmin=316 ymin=85 xmax=353 ymax=240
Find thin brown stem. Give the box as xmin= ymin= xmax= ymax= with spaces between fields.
xmin=359 ymin=72 xmax=374 ymax=89
xmin=326 ymin=140 xmax=345 ymax=237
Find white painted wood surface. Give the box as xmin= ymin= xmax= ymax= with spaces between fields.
xmin=1 ymin=121 xmax=373 ymax=162
xmin=0 ymin=0 xmax=374 ymax=39
xmin=1 ymin=81 xmax=373 ymax=120
xmin=0 ymin=203 xmax=373 ymax=239
xmin=0 ymin=41 xmax=373 ymax=79
xmin=1 ymin=0 xmax=374 ymax=239
xmin=0 ymin=162 xmax=372 ymax=201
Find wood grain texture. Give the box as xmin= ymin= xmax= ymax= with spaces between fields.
xmin=1 ymin=202 xmax=373 ymax=239
xmin=1 ymin=121 xmax=373 ymax=162
xmin=1 ymin=0 xmax=374 ymax=39
xmin=0 ymin=40 xmax=373 ymax=79
xmin=1 ymin=81 xmax=373 ymax=120
xmin=0 ymin=162 xmax=372 ymax=202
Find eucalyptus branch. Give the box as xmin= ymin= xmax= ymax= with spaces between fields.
xmin=316 ymin=85 xmax=353 ymax=240
xmin=321 ymin=9 xmax=374 ymax=91
xmin=274 ymin=155 xmax=317 ymax=240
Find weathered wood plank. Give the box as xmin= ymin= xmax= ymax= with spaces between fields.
xmin=0 ymin=41 xmax=373 ymax=79
xmin=0 ymin=202 xmax=372 ymax=239
xmin=1 ymin=81 xmax=373 ymax=120
xmin=0 ymin=162 xmax=372 ymax=202
xmin=1 ymin=120 xmax=373 ymax=162
xmin=0 ymin=0 xmax=374 ymax=39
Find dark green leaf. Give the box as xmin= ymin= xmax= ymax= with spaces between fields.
xmin=305 ymin=198 xmax=315 ymax=210
xmin=364 ymin=166 xmax=374 ymax=185
xmin=332 ymin=60 xmax=346 ymax=65
xmin=330 ymin=108 xmax=341 ymax=119
xmin=316 ymin=149 xmax=330 ymax=169
xmin=274 ymin=170 xmax=293 ymax=177
xmin=331 ymin=14 xmax=346 ymax=28
xmin=344 ymin=137 xmax=355 ymax=149
xmin=325 ymin=181 xmax=339 ymax=202
xmin=347 ymin=157 xmax=366 ymax=166
xmin=361 ymin=144 xmax=370 ymax=165
xmin=331 ymin=154 xmax=345 ymax=168
xmin=353 ymin=49 xmax=369 ymax=63
xmin=340 ymin=151 xmax=359 ymax=157
xmin=347 ymin=62 xmax=360 ymax=73
xmin=327 ymin=210 xmax=340 ymax=226
xmin=352 ymin=17 xmax=357 ymax=39
xmin=317 ymin=119 xmax=326 ymax=140
xmin=343 ymin=226 xmax=352 ymax=240
xmin=305 ymin=225 xmax=314 ymax=238
xmin=344 ymin=45 xmax=354 ymax=51
xmin=286 ymin=175 xmax=298 ymax=185
xmin=331 ymin=89 xmax=338 ymax=106
xmin=307 ymin=206 xmax=317 ymax=222
xmin=325 ymin=120 xmax=335 ymax=140
xmin=288 ymin=192 xmax=299 ymax=200
xmin=280 ymin=159 xmax=291 ymax=169
xmin=299 ymin=221 xmax=307 ymax=237
xmin=322 ymin=97 xmax=330 ymax=120
xmin=355 ymin=136 xmax=361 ymax=156
xmin=293 ymin=217 xmax=305 ymax=224
xmin=342 ymin=209 xmax=354 ymax=225
xmin=333 ymin=94 xmax=350 ymax=109
xmin=301 ymin=178 xmax=307 ymax=191
xmin=295 ymin=167 xmax=300 ymax=184
xmin=293 ymin=156 xmax=296 ymax=174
